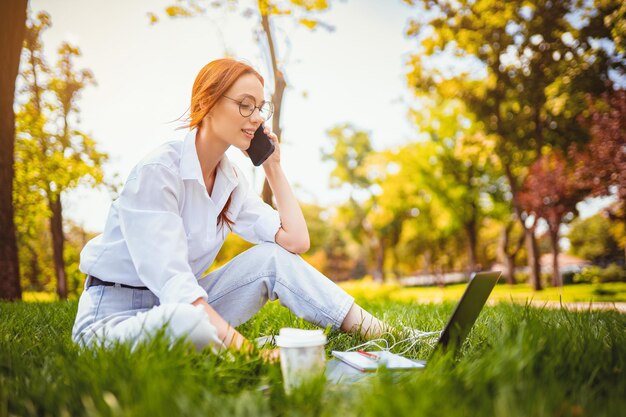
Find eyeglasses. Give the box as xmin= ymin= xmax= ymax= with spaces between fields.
xmin=222 ymin=95 xmax=274 ymax=120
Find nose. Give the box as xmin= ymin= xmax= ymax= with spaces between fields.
xmin=249 ymin=107 xmax=265 ymax=124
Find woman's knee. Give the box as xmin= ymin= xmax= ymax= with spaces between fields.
xmin=148 ymin=304 xmax=221 ymax=351
xmin=249 ymin=241 xmax=296 ymax=261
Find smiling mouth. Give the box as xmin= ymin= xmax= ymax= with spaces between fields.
xmin=242 ymin=129 xmax=255 ymax=138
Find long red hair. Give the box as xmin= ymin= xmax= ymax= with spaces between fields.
xmin=187 ymin=58 xmax=265 ymax=231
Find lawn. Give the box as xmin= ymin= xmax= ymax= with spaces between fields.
xmin=340 ymin=280 xmax=626 ymax=304
xmin=1 ymin=290 xmax=624 ymax=416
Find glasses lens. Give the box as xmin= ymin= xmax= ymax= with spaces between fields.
xmin=259 ymin=102 xmax=274 ymax=120
xmin=238 ymin=97 xmax=256 ymax=117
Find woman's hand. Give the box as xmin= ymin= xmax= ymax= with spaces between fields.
xmin=261 ymin=126 xmax=281 ymax=167
xmin=259 ymin=348 xmax=281 ymax=363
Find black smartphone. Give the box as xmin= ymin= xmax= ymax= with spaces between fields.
xmin=247 ymin=124 xmax=275 ymax=166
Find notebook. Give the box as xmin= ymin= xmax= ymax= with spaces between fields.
xmin=331 ymin=350 xmax=426 ymax=372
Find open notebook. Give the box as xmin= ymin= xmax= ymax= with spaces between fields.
xmin=331 ymin=350 xmax=425 ymax=372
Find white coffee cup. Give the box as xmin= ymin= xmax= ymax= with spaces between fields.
xmin=275 ymin=328 xmax=327 ymax=394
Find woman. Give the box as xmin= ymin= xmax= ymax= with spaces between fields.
xmin=72 ymin=58 xmax=390 ymax=359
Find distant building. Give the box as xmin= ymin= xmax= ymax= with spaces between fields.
xmin=539 ymin=253 xmax=591 ymax=275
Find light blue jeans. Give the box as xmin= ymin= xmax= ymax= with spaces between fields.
xmin=72 ymin=243 xmax=355 ymax=350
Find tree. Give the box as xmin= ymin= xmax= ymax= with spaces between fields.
xmin=407 ymin=97 xmax=505 ymax=274
xmin=518 ymin=150 xmax=584 ymax=286
xmin=15 ymin=12 xmax=107 ymax=299
xmin=570 ymin=90 xmax=626 ymax=260
xmin=369 ymin=142 xmax=466 ymax=277
xmin=403 ymin=0 xmax=622 ymax=289
xmin=568 ymin=213 xmax=622 ymax=265
xmin=320 ymin=123 xmax=383 ymax=280
xmin=150 ymin=0 xmax=334 ymax=205
xmin=0 ymin=0 xmax=28 ymax=301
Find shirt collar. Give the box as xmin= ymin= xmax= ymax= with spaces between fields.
xmin=180 ymin=128 xmax=203 ymax=183
xmin=179 ymin=128 xmax=239 ymax=188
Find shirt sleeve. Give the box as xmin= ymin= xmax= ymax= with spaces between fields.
xmin=231 ymin=183 xmax=282 ymax=244
xmin=117 ymin=163 xmax=208 ymax=305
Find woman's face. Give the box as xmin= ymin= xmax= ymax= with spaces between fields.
xmin=204 ymin=73 xmax=266 ymax=151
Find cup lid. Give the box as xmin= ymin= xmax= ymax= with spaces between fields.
xmin=275 ymin=328 xmax=327 ymax=348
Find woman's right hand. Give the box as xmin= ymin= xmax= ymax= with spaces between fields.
xmin=259 ymin=348 xmax=281 ymax=363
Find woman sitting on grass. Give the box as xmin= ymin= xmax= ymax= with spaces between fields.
xmin=72 ymin=58 xmax=392 ymax=360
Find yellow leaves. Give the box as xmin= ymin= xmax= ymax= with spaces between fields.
xmin=147 ymin=13 xmax=159 ymax=25
xmin=289 ymin=0 xmax=329 ymax=12
xmin=258 ymin=0 xmax=291 ymax=16
xmin=298 ymin=18 xmax=318 ymax=30
xmin=165 ymin=5 xmax=194 ymax=17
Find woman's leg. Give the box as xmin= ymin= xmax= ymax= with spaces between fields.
xmin=197 ymin=242 xmax=388 ymax=339
xmin=340 ymin=303 xmax=391 ymax=339
xmin=73 ymin=283 xmax=221 ymax=351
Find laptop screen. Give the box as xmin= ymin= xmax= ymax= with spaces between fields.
xmin=437 ymin=271 xmax=501 ymax=351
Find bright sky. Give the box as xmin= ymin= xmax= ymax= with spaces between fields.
xmin=29 ymin=0 xmax=419 ymax=233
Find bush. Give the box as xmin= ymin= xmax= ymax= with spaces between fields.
xmin=574 ymin=263 xmax=626 ymax=284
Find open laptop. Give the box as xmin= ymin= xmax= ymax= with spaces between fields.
xmin=326 ymin=271 xmax=501 ymax=383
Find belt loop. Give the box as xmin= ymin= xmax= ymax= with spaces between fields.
xmin=84 ymin=274 xmax=92 ymax=290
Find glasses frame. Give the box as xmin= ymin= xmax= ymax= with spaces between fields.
xmin=222 ymin=95 xmax=274 ymax=120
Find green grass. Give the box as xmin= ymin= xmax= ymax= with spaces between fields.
xmin=1 ymin=298 xmax=624 ymax=417
xmin=340 ymin=281 xmax=626 ymax=304
xmin=23 ymin=281 xmax=626 ymax=304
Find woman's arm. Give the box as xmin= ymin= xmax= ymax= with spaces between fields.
xmin=191 ymin=297 xmax=251 ymax=351
xmin=262 ymin=130 xmax=310 ymax=254
xmin=192 ymin=298 xmax=280 ymax=362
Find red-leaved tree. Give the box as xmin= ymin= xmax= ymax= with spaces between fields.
xmin=570 ymin=90 xmax=626 ymax=260
xmin=519 ymin=150 xmax=584 ymax=286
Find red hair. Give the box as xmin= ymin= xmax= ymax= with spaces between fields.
xmin=186 ymin=58 xmax=265 ymax=231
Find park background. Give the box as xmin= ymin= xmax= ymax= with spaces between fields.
xmin=2 ymin=1 xmax=626 ymax=416
xmin=1 ymin=0 xmax=625 ymax=302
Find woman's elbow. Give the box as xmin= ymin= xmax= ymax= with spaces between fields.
xmin=287 ymin=237 xmax=309 ymax=254
xmin=276 ymin=228 xmax=310 ymax=254
xmin=295 ymin=240 xmax=310 ymax=254
xmin=289 ymin=236 xmax=310 ymax=254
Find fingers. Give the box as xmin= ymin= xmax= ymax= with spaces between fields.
xmin=264 ymin=127 xmax=279 ymax=143
xmin=260 ymin=348 xmax=281 ymax=363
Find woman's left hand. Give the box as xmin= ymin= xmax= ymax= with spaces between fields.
xmin=262 ymin=126 xmax=281 ymax=167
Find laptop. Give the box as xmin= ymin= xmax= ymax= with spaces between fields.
xmin=327 ymin=271 xmax=501 ymax=383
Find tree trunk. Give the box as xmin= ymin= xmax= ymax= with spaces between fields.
xmin=260 ymin=10 xmax=286 ymax=206
xmin=497 ymin=223 xmax=518 ymax=284
xmin=27 ymin=244 xmax=42 ymax=290
xmin=49 ymin=193 xmax=67 ymax=299
xmin=525 ymin=225 xmax=542 ymax=291
xmin=0 ymin=0 xmax=27 ymax=301
xmin=504 ymin=255 xmax=515 ymax=285
xmin=373 ymin=238 xmax=385 ymax=283
xmin=550 ymin=229 xmax=562 ymax=287
xmin=504 ymin=163 xmax=542 ymax=291
xmin=464 ymin=221 xmax=478 ymax=273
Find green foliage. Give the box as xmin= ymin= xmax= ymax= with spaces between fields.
xmin=321 ymin=124 xmax=382 ymax=278
xmin=321 ymin=123 xmax=373 ymax=192
xmin=13 ymin=11 xmax=109 ymax=296
xmin=574 ymin=263 xmax=626 ymax=284
xmin=568 ymin=214 xmax=622 ymax=263
xmin=401 ymin=0 xmax=624 ymax=286
xmin=1 ymin=300 xmax=624 ymax=416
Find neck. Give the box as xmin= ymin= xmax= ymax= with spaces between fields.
xmin=195 ymin=121 xmax=229 ymax=183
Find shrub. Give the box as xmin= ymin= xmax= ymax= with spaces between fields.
xmin=574 ymin=263 xmax=626 ymax=284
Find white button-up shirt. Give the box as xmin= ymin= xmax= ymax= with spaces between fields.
xmin=79 ymin=128 xmax=281 ymax=305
